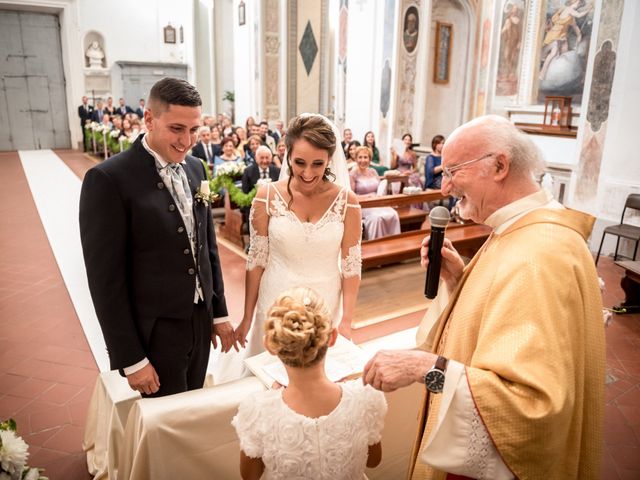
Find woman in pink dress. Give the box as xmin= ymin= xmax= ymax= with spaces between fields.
xmin=350 ymin=146 xmax=400 ymax=240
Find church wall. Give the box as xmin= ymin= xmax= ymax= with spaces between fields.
xmin=195 ymin=0 xmax=216 ymax=116
xmin=344 ymin=0 xmax=392 ymax=163
xmin=421 ymin=0 xmax=472 ymax=144
xmin=232 ymin=0 xmax=259 ymax=123
xmin=588 ymin=0 xmax=640 ymax=256
xmin=213 ymin=0 xmax=236 ymax=119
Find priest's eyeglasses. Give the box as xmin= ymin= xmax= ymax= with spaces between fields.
xmin=442 ymin=153 xmax=496 ymax=180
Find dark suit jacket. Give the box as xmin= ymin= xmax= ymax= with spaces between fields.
xmin=79 ymin=135 xmax=228 ymax=371
xmin=241 ymin=163 xmax=281 ymax=194
xmin=91 ymin=109 xmax=104 ymax=122
xmin=78 ymin=104 xmax=94 ymax=127
xmin=116 ymin=105 xmax=133 ymax=116
xmin=191 ymin=142 xmax=221 ymax=163
xmin=135 ymin=107 xmax=144 ymax=118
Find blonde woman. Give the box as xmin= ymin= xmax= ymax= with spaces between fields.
xmin=232 ymin=287 xmax=387 ymax=480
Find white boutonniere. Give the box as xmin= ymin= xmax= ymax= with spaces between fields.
xmin=194 ymin=180 xmax=218 ymax=205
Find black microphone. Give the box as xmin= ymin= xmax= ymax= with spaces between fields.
xmin=424 ymin=206 xmax=451 ymax=299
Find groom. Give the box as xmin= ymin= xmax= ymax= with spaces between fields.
xmin=80 ymin=77 xmax=236 ymax=397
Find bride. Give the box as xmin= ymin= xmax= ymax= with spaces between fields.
xmin=215 ymin=113 xmax=362 ymax=382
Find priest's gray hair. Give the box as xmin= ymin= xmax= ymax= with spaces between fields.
xmin=467 ymin=115 xmax=546 ymax=182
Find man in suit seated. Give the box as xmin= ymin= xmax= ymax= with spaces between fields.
xmin=258 ymin=121 xmax=277 ymax=153
xmin=241 ymin=145 xmax=280 ymax=194
xmin=91 ymin=100 xmax=105 ymax=123
xmin=191 ymin=126 xmax=215 ymax=165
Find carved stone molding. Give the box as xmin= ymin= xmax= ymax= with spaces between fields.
xmin=263 ymin=0 xmax=281 ymax=120
xmin=394 ymin=0 xmax=421 ymax=135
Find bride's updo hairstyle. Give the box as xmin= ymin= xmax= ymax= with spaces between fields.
xmin=264 ymin=287 xmax=332 ymax=368
xmin=284 ymin=114 xmax=337 ymax=204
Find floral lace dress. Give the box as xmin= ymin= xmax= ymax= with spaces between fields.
xmin=232 ymin=380 xmax=387 ymax=480
xmin=214 ymin=183 xmax=362 ymax=382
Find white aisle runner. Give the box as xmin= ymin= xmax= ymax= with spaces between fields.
xmin=19 ymin=150 xmax=109 ymax=371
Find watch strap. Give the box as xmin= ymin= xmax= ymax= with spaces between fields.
xmin=435 ymin=355 xmax=448 ymax=372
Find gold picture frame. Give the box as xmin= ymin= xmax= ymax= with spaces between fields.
xmin=434 ymin=22 xmax=452 ymax=84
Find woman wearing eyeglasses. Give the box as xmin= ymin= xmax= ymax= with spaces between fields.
xmin=425 ymin=134 xmax=445 ymax=189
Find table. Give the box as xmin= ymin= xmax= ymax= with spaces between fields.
xmin=84 ymin=366 xmax=424 ymax=479
xmin=615 ymin=260 xmax=640 ymax=313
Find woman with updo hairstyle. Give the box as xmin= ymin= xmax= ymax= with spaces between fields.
xmin=232 ymin=287 xmax=387 ymax=480
xmin=214 ymin=113 xmax=363 ymax=383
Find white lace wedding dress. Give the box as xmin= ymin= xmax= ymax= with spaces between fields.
xmin=232 ymin=380 xmax=387 ymax=480
xmin=213 ymin=183 xmax=361 ymax=382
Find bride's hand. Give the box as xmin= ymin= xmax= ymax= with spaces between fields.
xmin=234 ymin=319 xmax=251 ymax=348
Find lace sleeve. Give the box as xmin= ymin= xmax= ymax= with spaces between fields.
xmin=231 ymin=396 xmax=264 ymax=458
xmin=363 ymin=385 xmax=388 ymax=445
xmin=340 ymin=191 xmax=362 ymax=278
xmin=246 ymin=188 xmax=270 ymax=271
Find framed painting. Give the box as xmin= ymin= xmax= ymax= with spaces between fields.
xmin=434 ymin=22 xmax=452 ymax=84
xmin=403 ymin=6 xmax=419 ymax=54
xmin=163 ymin=24 xmax=176 ymax=44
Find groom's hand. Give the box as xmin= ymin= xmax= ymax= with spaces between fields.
xmin=212 ymin=321 xmax=239 ymax=353
xmin=127 ymin=363 xmax=160 ymax=395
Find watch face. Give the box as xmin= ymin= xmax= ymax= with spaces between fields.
xmin=425 ymin=369 xmax=445 ymax=393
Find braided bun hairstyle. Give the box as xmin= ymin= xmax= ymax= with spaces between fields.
xmin=264 ymin=287 xmax=333 ymax=368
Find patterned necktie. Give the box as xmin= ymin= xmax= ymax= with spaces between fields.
xmin=261 ymin=169 xmax=267 ymax=179
xmin=167 ymin=163 xmax=194 ymax=235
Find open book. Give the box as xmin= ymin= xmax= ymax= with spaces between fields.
xmin=244 ymin=334 xmax=370 ymax=388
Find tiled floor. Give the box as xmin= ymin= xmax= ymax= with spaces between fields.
xmin=0 ymin=149 xmax=638 ymax=479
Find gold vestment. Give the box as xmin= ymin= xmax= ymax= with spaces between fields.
xmin=411 ymin=208 xmax=605 ymax=480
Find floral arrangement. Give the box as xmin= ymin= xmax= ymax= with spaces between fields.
xmin=194 ymin=180 xmax=219 ymax=206
xmin=215 ymin=161 xmax=246 ymax=179
xmin=84 ymin=123 xmax=133 ymax=158
xmin=204 ymin=161 xmax=257 ymax=208
xmin=0 ymin=419 xmax=47 ymax=480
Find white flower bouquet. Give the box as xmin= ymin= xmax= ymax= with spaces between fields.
xmin=0 ymin=419 xmax=47 ymax=480
xmin=215 ymin=161 xmax=246 ymax=179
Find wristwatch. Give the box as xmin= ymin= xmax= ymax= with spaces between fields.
xmin=423 ymin=356 xmax=448 ymax=394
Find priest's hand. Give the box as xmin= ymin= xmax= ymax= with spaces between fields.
xmin=363 ymin=349 xmax=437 ymax=392
xmin=127 ymin=363 xmax=160 ymax=395
xmin=212 ymin=321 xmax=239 ymax=353
xmin=421 ymin=236 xmax=465 ymax=290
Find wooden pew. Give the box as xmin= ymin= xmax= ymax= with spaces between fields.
xmin=361 ymin=223 xmax=491 ymax=269
xmin=359 ymin=190 xmax=448 ymax=234
xmin=218 ymin=194 xmax=246 ymax=248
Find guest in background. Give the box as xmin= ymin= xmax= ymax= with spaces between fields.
xmin=210 ymin=125 xmax=223 ymax=158
xmin=364 ymin=131 xmax=388 ymax=175
xmin=273 ymin=119 xmax=286 ymax=143
xmin=346 ymin=140 xmax=361 ymax=171
xmin=117 ymin=97 xmax=132 ymax=117
xmin=112 ymin=115 xmax=123 ymax=132
xmin=241 ymin=145 xmax=280 ymax=194
xmin=341 ymin=128 xmax=353 ymax=156
xmin=233 ymin=287 xmax=386 ymax=480
xmin=258 ymin=121 xmax=277 ymax=153
xmin=425 ymin=134 xmax=445 ymax=189
xmin=135 ymin=98 xmax=145 ymax=118
xmin=78 ymin=96 xmax=94 ymax=130
xmin=350 ymin=146 xmax=401 ymax=240
xmin=91 ymin=100 xmax=105 ymax=123
xmin=130 ymin=118 xmax=143 ymax=139
xmin=101 ymin=113 xmax=113 ymax=130
xmin=214 ymin=136 xmax=243 ymax=175
xmin=191 ymin=126 xmax=216 ymax=165
xmin=391 ymin=133 xmax=422 ymax=188
xmin=363 ymin=131 xmax=380 ymax=165
xmin=245 ymin=134 xmax=262 ymax=165
xmin=104 ymin=96 xmax=116 ymax=116
xmin=245 ymin=116 xmax=256 ymax=135
xmin=273 ymin=139 xmax=286 ymax=168
xmin=120 ymin=118 xmax=134 ymax=140
xmin=221 ymin=115 xmax=234 ymax=137
xmin=235 ymin=126 xmax=248 ymax=157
